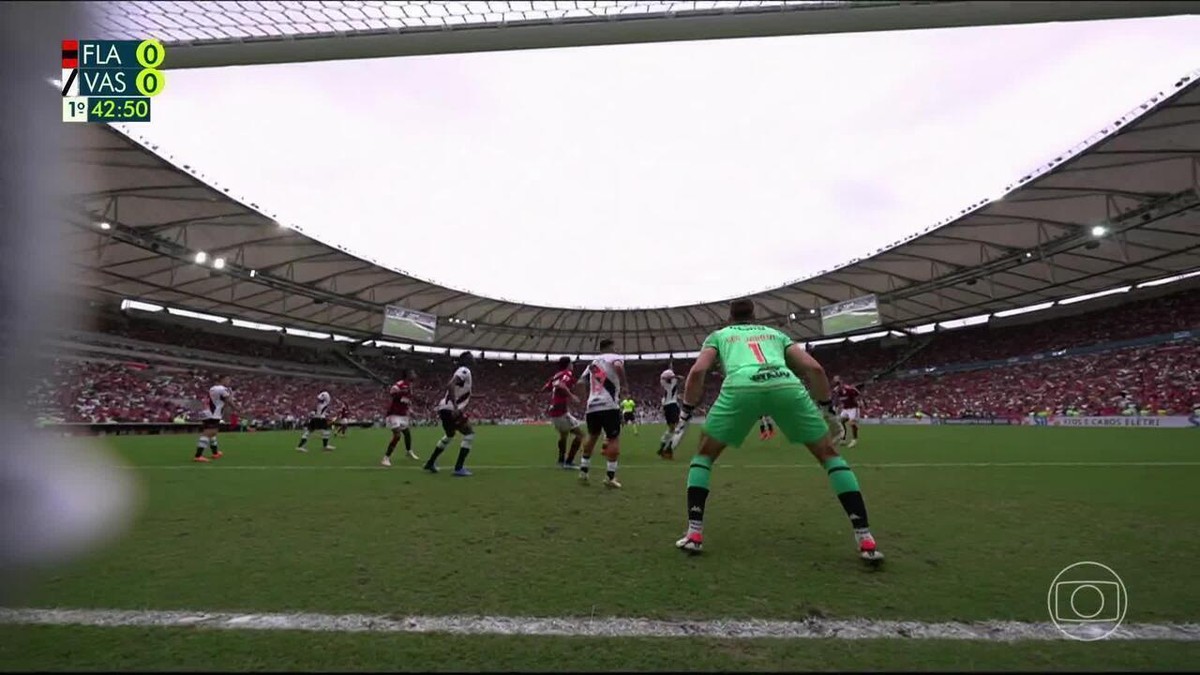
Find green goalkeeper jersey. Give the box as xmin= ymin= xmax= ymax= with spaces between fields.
xmin=701 ymin=324 xmax=803 ymax=391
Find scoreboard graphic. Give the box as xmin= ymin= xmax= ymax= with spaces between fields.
xmin=61 ymin=39 xmax=165 ymax=124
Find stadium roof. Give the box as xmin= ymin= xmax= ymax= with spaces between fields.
xmin=91 ymin=1 xmax=1199 ymax=68
xmin=67 ymin=71 xmax=1200 ymax=355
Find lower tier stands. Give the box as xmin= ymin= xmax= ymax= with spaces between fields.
xmin=30 ymin=333 xmax=1198 ymax=426
xmin=32 ymin=286 xmax=1199 ymax=424
xmin=864 ymin=340 xmax=1199 ymax=418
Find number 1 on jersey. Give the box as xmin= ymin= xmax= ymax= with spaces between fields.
xmin=748 ymin=341 xmax=766 ymax=364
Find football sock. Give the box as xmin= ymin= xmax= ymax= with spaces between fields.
xmin=659 ymin=430 xmax=672 ymax=454
xmin=195 ymin=436 xmax=209 ymax=458
xmin=427 ymin=437 xmax=450 ymax=466
xmin=321 ymin=430 xmax=331 ymax=448
xmin=557 ymin=437 xmax=567 ymax=464
xmin=402 ymin=429 xmax=412 ymax=452
xmin=298 ymin=431 xmax=310 ymax=448
xmin=454 ymin=434 xmax=474 ymax=471
xmin=567 ymin=437 xmax=582 ymax=463
xmin=579 ymin=457 xmax=591 ymax=475
xmin=606 ymin=460 xmax=618 ymax=481
xmin=209 ymin=438 xmax=219 ymax=452
xmin=686 ymin=454 xmax=714 ymax=534
xmin=385 ymin=436 xmax=399 ymax=457
xmin=851 ymin=424 xmax=859 ymax=440
xmin=822 ymin=456 xmax=870 ymax=530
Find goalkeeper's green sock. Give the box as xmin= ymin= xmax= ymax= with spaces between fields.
xmin=685 ymin=454 xmax=714 ymax=535
xmin=822 ymin=455 xmax=871 ymax=538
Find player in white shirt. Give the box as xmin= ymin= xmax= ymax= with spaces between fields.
xmin=194 ymin=374 xmax=234 ymax=463
xmin=296 ymin=390 xmax=336 ymax=453
xmin=657 ymin=365 xmax=684 ymax=460
xmin=424 ymin=351 xmax=477 ymax=477
xmin=574 ymin=339 xmax=627 ymax=488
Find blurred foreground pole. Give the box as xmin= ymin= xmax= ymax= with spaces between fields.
xmin=0 ymin=2 xmax=135 ymax=598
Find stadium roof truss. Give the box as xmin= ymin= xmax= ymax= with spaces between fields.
xmin=66 ymin=70 xmax=1200 ymax=355
xmin=90 ymin=1 xmax=1199 ymax=69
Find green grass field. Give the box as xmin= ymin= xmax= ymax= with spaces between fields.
xmin=3 ymin=425 xmax=1198 ymax=671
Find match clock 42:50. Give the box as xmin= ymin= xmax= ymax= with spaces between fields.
xmin=64 ymin=97 xmax=152 ymax=122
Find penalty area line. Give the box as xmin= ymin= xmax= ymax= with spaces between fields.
xmin=0 ymin=607 xmax=1197 ymax=642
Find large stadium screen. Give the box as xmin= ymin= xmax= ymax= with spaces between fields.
xmin=382 ymin=305 xmax=438 ymax=343
xmin=820 ymin=294 xmax=882 ymax=336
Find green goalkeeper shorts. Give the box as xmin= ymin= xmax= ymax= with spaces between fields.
xmin=702 ymin=384 xmax=830 ymax=448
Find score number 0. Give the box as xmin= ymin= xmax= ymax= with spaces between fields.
xmin=135 ymin=39 xmax=166 ymax=98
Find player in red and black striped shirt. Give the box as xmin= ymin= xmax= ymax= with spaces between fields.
xmin=335 ymin=403 xmax=351 ymax=437
xmin=541 ymin=356 xmax=585 ymax=468
xmin=381 ymin=370 xmax=420 ymax=467
xmin=833 ymin=376 xmax=862 ymax=448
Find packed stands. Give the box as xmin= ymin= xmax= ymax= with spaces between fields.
xmin=904 ymin=289 xmax=1200 ymax=369
xmin=29 ymin=285 xmax=1200 ymax=425
xmin=29 ymin=358 xmax=384 ymax=428
xmin=864 ymin=341 xmax=1199 ymax=418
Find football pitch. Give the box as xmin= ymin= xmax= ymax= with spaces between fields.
xmin=3 ymin=425 xmax=1198 ymax=671
xmin=820 ymin=310 xmax=880 ymax=337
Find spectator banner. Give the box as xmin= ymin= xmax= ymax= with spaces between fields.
xmin=382 ymin=305 xmax=438 ymax=343
xmin=1048 ymin=416 xmax=1197 ymax=429
xmin=819 ymin=294 xmax=880 ymax=337
xmin=860 ymin=417 xmax=933 ymax=426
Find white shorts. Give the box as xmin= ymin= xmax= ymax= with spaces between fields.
xmin=337 ymin=418 xmax=349 ymax=425
xmin=386 ymin=415 xmax=410 ymax=430
xmin=551 ymin=414 xmax=582 ymax=433
xmin=841 ymin=408 xmax=859 ymax=421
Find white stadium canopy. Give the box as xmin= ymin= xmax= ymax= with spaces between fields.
xmin=66 ymin=69 xmax=1200 ymax=355
xmin=89 ymin=1 xmax=1199 ymax=69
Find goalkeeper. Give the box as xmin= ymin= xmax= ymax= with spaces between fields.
xmin=672 ymin=297 xmax=883 ymax=563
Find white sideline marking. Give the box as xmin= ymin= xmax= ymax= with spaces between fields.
xmin=120 ymin=461 xmax=1200 ymax=471
xmin=1 ymin=607 xmax=1197 ymax=641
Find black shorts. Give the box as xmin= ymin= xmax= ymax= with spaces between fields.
xmin=663 ymin=403 xmax=681 ymax=426
xmin=201 ymin=418 xmax=221 ymax=431
xmin=587 ymin=409 xmax=623 ymax=440
xmin=622 ymin=411 xmax=636 ymax=424
xmin=438 ymin=408 xmax=472 ymax=437
xmin=307 ymin=417 xmax=330 ymax=432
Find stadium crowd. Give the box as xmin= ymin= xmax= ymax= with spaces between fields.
xmin=866 ymin=341 xmax=1200 ymax=418
xmin=904 ymin=290 xmax=1200 ymax=368
xmin=28 ymin=288 xmax=1199 ymax=425
xmin=29 ymin=359 xmax=383 ymax=427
